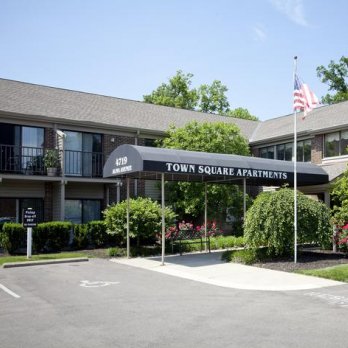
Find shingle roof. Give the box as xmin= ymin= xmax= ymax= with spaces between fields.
xmin=320 ymin=161 xmax=348 ymax=181
xmin=0 ymin=78 xmax=259 ymax=139
xmin=250 ymin=101 xmax=348 ymax=144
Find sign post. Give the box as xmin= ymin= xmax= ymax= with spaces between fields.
xmin=23 ymin=208 xmax=37 ymax=259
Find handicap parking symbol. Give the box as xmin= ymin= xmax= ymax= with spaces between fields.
xmin=80 ymin=280 xmax=119 ymax=288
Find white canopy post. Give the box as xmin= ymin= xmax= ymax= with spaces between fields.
xmin=204 ymin=182 xmax=208 ymax=252
xmin=243 ymin=178 xmax=246 ymax=222
xmin=161 ymin=173 xmax=165 ymax=266
xmin=126 ymin=177 xmax=130 ymax=259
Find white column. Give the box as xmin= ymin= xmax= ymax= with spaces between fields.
xmin=243 ymin=178 xmax=246 ymax=222
xmin=204 ymin=183 xmax=208 ymax=252
xmin=126 ymin=177 xmax=130 ymax=259
xmin=161 ymin=173 xmax=165 ymax=266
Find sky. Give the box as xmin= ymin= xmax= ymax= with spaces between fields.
xmin=0 ymin=0 xmax=347 ymax=121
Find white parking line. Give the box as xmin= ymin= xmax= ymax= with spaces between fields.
xmin=0 ymin=283 xmax=20 ymax=298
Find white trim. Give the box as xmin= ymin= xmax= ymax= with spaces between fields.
xmin=322 ymin=154 xmax=348 ymax=164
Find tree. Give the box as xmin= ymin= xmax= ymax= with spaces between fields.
xmin=317 ymin=56 xmax=348 ymax=104
xmin=197 ymin=80 xmax=230 ymax=114
xmin=144 ymin=70 xmax=259 ymax=120
xmin=244 ymin=188 xmax=331 ymax=256
xmin=103 ymin=197 xmax=176 ymax=247
xmin=225 ymin=107 xmax=259 ymax=121
xmin=160 ymin=121 xmax=251 ymax=232
xmin=143 ymin=70 xmax=198 ymax=110
xmin=331 ymin=165 xmax=348 ymax=225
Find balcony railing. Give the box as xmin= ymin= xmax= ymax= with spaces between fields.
xmin=64 ymin=149 xmax=104 ymax=178
xmin=0 ymin=145 xmax=45 ymax=175
xmin=0 ymin=145 xmax=104 ymax=177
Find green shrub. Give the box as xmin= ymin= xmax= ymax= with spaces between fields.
xmin=222 ymin=248 xmax=268 ymax=265
xmin=33 ymin=221 xmax=72 ymax=252
xmin=103 ymin=197 xmax=176 ymax=246
xmin=87 ymin=221 xmax=109 ymax=247
xmin=73 ymin=224 xmax=89 ymax=249
xmin=244 ymin=188 xmax=331 ymax=257
xmin=168 ymin=236 xmax=246 ymax=254
xmin=209 ymin=235 xmax=245 ymax=250
xmin=108 ymin=247 xmax=126 ymax=257
xmin=0 ymin=223 xmax=26 ymax=254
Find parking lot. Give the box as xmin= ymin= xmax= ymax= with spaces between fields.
xmin=1 ymin=258 xmax=348 ymax=348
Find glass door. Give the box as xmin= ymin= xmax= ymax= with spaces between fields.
xmin=65 ymin=131 xmax=82 ymax=175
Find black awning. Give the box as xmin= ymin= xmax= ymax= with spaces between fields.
xmin=103 ymin=145 xmax=329 ymax=186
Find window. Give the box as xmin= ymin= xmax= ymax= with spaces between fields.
xmin=259 ymin=146 xmax=275 ymax=159
xmin=0 ymin=198 xmax=44 ymax=223
xmin=341 ymin=131 xmax=348 ymax=155
xmin=0 ymin=123 xmax=44 ymax=173
xmin=285 ymin=143 xmax=293 ymax=161
xmin=303 ymin=139 xmax=311 ymax=162
xmin=260 ymin=140 xmax=310 ymax=162
xmin=276 ymin=144 xmax=285 ymax=160
xmin=21 ymin=126 xmax=44 ymax=171
xmin=324 ymin=132 xmax=341 ymax=157
xmin=144 ymin=138 xmax=157 ymax=147
xmin=324 ymin=130 xmax=348 ymax=157
xmin=65 ymin=199 xmax=101 ymax=224
xmin=260 ymin=148 xmax=267 ymax=158
xmin=64 ymin=131 xmax=103 ymax=176
xmin=297 ymin=140 xmax=312 ymax=162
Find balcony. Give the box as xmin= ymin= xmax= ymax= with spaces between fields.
xmin=0 ymin=144 xmax=104 ymax=178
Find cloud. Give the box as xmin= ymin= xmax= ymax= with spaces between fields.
xmin=253 ymin=25 xmax=267 ymax=42
xmin=269 ymin=0 xmax=309 ymax=27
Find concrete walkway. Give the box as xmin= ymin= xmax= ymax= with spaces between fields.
xmin=112 ymin=251 xmax=344 ymax=291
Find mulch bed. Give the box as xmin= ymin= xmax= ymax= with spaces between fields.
xmin=254 ymin=249 xmax=348 ymax=273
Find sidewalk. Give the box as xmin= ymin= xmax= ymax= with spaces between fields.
xmin=112 ymin=251 xmax=344 ymax=291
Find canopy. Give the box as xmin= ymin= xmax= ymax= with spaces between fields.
xmin=103 ymin=144 xmax=328 ymax=186
xmin=103 ymin=144 xmax=329 ymax=265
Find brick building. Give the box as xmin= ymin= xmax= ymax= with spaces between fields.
xmin=0 ymin=78 xmax=347 ymax=223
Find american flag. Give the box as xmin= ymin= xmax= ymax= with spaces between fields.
xmin=293 ymin=74 xmax=319 ymax=117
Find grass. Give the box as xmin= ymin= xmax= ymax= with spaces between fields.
xmin=297 ymin=264 xmax=348 ymax=282
xmin=0 ymin=251 xmax=89 ymax=266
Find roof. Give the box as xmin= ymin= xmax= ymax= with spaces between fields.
xmin=250 ymin=101 xmax=348 ymax=144
xmin=320 ymin=161 xmax=348 ymax=181
xmin=0 ymin=78 xmax=259 ymax=138
xmin=103 ymin=144 xmax=329 ymax=186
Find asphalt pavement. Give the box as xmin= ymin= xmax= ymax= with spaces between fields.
xmin=1 ymin=256 xmax=348 ymax=348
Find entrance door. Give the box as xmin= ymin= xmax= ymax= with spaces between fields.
xmin=0 ymin=124 xmax=20 ymax=171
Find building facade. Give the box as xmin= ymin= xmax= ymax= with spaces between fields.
xmin=0 ymin=78 xmax=347 ymax=223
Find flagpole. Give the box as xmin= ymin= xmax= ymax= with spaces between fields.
xmin=293 ymin=56 xmax=298 ymax=264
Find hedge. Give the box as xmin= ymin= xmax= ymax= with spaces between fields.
xmin=33 ymin=222 xmax=72 ymax=252
xmin=0 ymin=223 xmax=26 ymax=254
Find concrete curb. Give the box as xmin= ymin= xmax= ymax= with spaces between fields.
xmin=2 ymin=257 xmax=89 ymax=268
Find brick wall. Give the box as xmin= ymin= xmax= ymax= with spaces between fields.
xmin=311 ymin=135 xmax=323 ymax=164
xmin=103 ymin=134 xmax=136 ymax=158
xmin=44 ymin=182 xmax=53 ymax=221
xmin=45 ymin=128 xmax=56 ymax=149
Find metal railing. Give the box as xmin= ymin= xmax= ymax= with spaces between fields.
xmin=64 ymin=149 xmax=104 ymax=177
xmin=0 ymin=145 xmax=45 ymax=174
xmin=0 ymin=144 xmax=104 ymax=177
